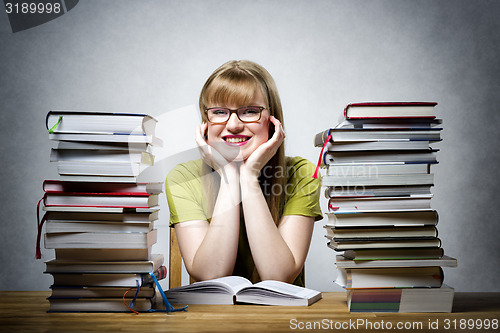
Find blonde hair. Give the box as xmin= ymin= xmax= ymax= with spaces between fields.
xmin=199 ymin=60 xmax=286 ymax=224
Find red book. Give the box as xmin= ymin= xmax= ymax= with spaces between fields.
xmin=344 ymin=102 xmax=437 ymax=119
xmin=42 ymin=180 xmax=162 ymax=195
xmin=42 ymin=192 xmax=159 ymax=208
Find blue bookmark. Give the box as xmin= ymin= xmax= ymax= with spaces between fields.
xmin=147 ymin=272 xmax=188 ymax=313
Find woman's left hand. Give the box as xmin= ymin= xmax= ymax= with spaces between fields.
xmin=240 ymin=116 xmax=285 ymax=179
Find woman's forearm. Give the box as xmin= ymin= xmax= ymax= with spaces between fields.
xmin=239 ymin=174 xmax=302 ymax=283
xmin=188 ymin=168 xmax=241 ymax=281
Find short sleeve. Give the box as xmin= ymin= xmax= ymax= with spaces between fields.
xmin=282 ymin=157 xmax=323 ymax=221
xmin=165 ymin=160 xmax=208 ymax=227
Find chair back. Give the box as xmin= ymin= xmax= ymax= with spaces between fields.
xmin=169 ymin=228 xmax=195 ymax=288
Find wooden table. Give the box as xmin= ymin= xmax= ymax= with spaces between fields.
xmin=1 ymin=291 xmax=499 ymax=332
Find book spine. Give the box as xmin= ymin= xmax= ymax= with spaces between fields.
xmin=314 ymin=129 xmax=332 ymax=147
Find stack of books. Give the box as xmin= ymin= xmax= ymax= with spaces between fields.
xmin=314 ymin=102 xmax=457 ymax=313
xmin=38 ymin=111 xmax=165 ymax=313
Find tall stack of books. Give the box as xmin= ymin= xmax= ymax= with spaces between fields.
xmin=38 ymin=111 xmax=165 ymax=312
xmin=314 ymin=102 xmax=457 ymax=313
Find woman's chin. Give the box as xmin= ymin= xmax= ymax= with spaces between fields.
xmin=221 ymin=151 xmax=246 ymax=162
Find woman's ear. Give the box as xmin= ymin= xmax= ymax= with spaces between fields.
xmin=201 ymin=122 xmax=209 ymax=141
xmin=268 ymin=116 xmax=275 ymax=140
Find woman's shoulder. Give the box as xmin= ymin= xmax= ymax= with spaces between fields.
xmin=166 ymin=159 xmax=204 ymax=182
xmin=286 ymin=156 xmax=316 ymax=172
xmin=285 ymin=156 xmax=318 ymax=182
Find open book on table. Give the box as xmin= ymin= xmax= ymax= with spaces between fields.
xmin=164 ymin=276 xmax=322 ymax=306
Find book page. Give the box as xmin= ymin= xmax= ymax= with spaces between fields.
xmin=209 ymin=276 xmax=252 ymax=294
xmin=243 ymin=280 xmax=320 ymax=299
xmin=169 ymin=276 xmax=252 ymax=294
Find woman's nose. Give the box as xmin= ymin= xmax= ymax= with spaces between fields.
xmin=225 ymin=113 xmax=244 ymax=132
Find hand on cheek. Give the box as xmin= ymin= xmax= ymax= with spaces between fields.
xmin=196 ymin=123 xmax=239 ymax=181
xmin=241 ymin=116 xmax=285 ymax=178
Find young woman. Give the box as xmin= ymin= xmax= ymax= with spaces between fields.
xmin=165 ymin=60 xmax=322 ymax=286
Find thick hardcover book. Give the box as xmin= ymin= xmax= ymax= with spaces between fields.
xmin=44 ymin=229 xmax=157 ymax=249
xmin=49 ymin=285 xmax=156 ymax=298
xmin=343 ymin=102 xmax=437 ymax=119
xmin=325 ymin=210 xmax=439 ymax=228
xmin=43 ymin=210 xmax=158 ymax=223
xmin=335 ymin=266 xmax=444 ymax=289
xmin=43 ymin=192 xmax=159 ymax=208
xmin=49 ymin=271 xmax=157 ymax=287
xmin=320 ymin=129 xmax=441 ymax=142
xmin=342 ymin=248 xmax=445 ymax=261
xmin=324 ymin=226 xmax=438 ymax=241
xmin=55 ymin=248 xmax=152 ymax=261
xmin=335 ymin=118 xmax=442 ymax=129
xmin=46 ymin=110 xmax=157 ymax=135
xmin=321 ymin=173 xmax=434 ymax=187
xmin=327 ymin=237 xmax=441 ymax=251
xmin=347 ymin=286 xmax=454 ymax=313
xmin=325 ymin=185 xmax=433 ymax=198
xmin=43 ymin=180 xmax=163 ymax=195
xmin=49 ymin=133 xmax=162 ymax=146
xmin=47 ymin=297 xmax=154 ymax=313
xmin=45 ymin=253 xmax=164 ymax=273
xmin=327 ymin=196 xmax=432 ymax=212
xmin=335 ymin=255 xmax=457 ymax=268
xmin=323 ymin=150 xmax=439 ymax=164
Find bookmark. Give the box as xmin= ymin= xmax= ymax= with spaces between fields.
xmin=313 ymin=132 xmax=332 ymax=179
xmin=147 ymin=272 xmax=188 ymax=313
xmin=48 ymin=116 xmax=62 ymax=134
xmin=35 ymin=197 xmax=47 ymax=259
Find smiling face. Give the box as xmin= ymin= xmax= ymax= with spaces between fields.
xmin=206 ymin=88 xmax=270 ymax=162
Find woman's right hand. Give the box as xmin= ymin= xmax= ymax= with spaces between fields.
xmin=195 ymin=122 xmax=238 ymax=182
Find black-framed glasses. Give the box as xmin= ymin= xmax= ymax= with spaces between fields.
xmin=204 ymin=106 xmax=267 ymax=124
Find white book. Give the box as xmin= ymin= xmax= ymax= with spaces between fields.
xmin=347 ymin=285 xmax=454 ymax=313
xmin=325 ymin=140 xmax=433 ymax=152
xmin=50 ymin=149 xmax=154 ymax=164
xmin=336 ymin=118 xmax=442 ymax=129
xmin=50 ymin=272 xmax=154 ymax=287
xmin=326 ymin=163 xmax=430 ymax=176
xmin=46 ymin=111 xmax=157 ymax=135
xmin=56 ymin=140 xmax=152 ymax=153
xmin=49 ymin=285 xmax=156 ymax=298
xmin=47 ymin=297 xmax=153 ymax=312
xmin=328 ymin=130 xmax=440 ymax=142
xmin=44 ymin=229 xmax=157 ymax=249
xmin=321 ymin=173 xmax=434 ymax=187
xmin=165 ymin=276 xmax=322 ymax=306
xmin=49 ymin=133 xmax=162 ymax=146
xmin=45 ymin=253 xmax=164 ymax=273
xmin=335 ymin=255 xmax=458 ymax=268
xmin=57 ymin=175 xmax=141 ymax=183
xmin=43 ymin=210 xmax=159 ymax=223
xmin=46 ymin=220 xmax=154 ymax=233
xmin=326 ymin=185 xmax=433 ymax=198
xmin=328 ymin=196 xmax=432 ymax=212
xmin=325 ymin=210 xmax=439 ymax=228
xmin=56 ymin=161 xmax=152 ymax=177
xmin=324 ymin=150 xmax=439 ymax=164
xmin=43 ymin=205 xmax=160 ymax=213
xmin=335 ymin=266 xmax=443 ymax=289
xmin=55 ymin=248 xmax=152 ymax=261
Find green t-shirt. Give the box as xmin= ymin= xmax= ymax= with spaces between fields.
xmin=165 ymin=156 xmax=323 ymax=286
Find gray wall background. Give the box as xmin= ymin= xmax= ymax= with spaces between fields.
xmin=1 ymin=0 xmax=499 ymax=292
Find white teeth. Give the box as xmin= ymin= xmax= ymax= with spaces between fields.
xmin=225 ymin=137 xmax=248 ymax=143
